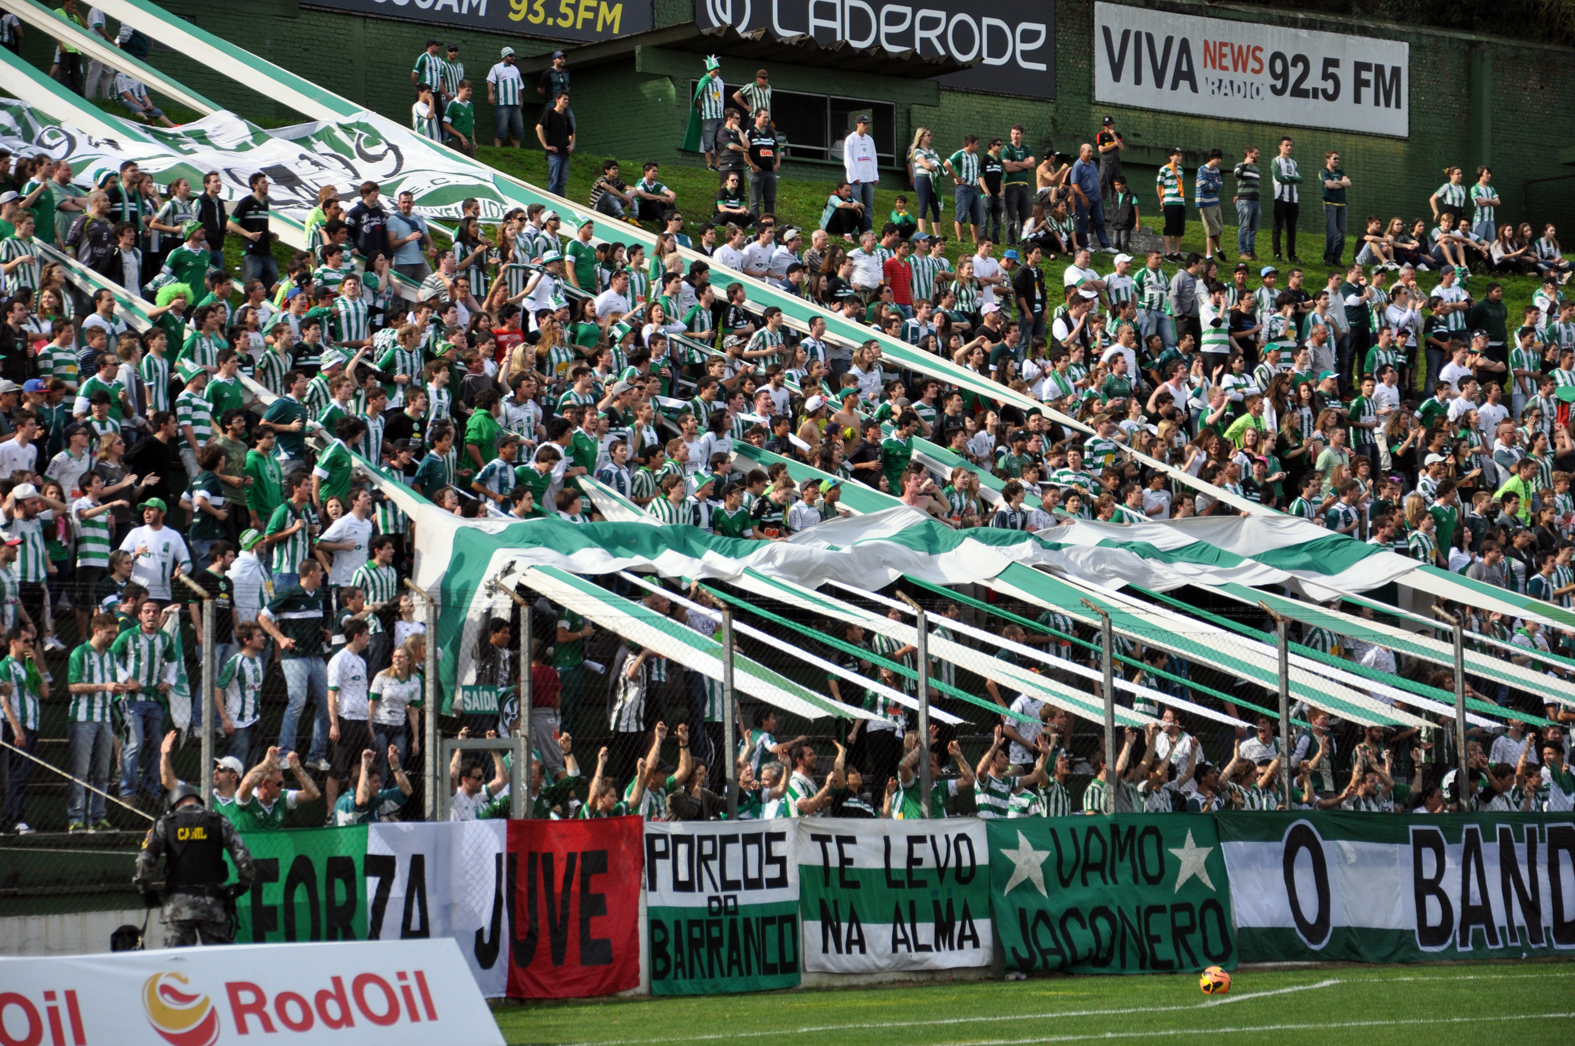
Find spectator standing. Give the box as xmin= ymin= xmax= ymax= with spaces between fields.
xmin=65 ymin=613 xmax=121 ymax=831
xmin=443 ymin=79 xmax=475 ymax=157
xmin=258 ymin=557 xmax=331 ymax=771
xmin=1195 ymin=149 xmax=1225 ymax=261
xmin=1069 ymin=143 xmax=1110 ymax=252
xmin=411 ymin=38 xmax=444 ymax=96
xmin=1156 ymin=145 xmax=1186 ymax=262
xmin=946 ymin=135 xmax=981 ymax=246
xmin=487 ymin=47 xmax=525 ymax=148
xmin=324 ymin=618 xmax=372 ymax=812
xmin=732 ymin=69 xmax=772 ymax=125
xmin=0 ymin=624 xmax=43 ymax=834
xmin=1013 ymin=244 xmax=1046 ymax=347
xmin=227 ymin=173 xmax=278 ymax=289
xmin=111 ymin=599 xmax=180 ymax=803
xmin=386 ymin=190 xmax=432 ymax=282
xmin=51 ymin=0 xmax=87 ymax=95
xmin=1271 ymin=136 xmax=1302 ymax=263
xmin=1233 ymin=145 xmax=1261 ymax=261
xmin=716 ymin=108 xmax=749 ymax=189
xmin=344 ymin=182 xmax=389 ymax=265
xmin=535 ymin=93 xmax=575 ymax=198
xmin=1321 ymin=151 xmax=1351 ymax=266
xmin=745 ymin=108 xmax=779 ymax=219
xmin=843 ymin=113 xmax=879 ymax=235
xmin=440 ymin=43 xmax=464 ymax=104
xmin=691 ymin=56 xmax=726 ymax=173
xmin=1469 ymin=166 xmax=1500 ymax=243
xmin=1001 ymin=125 xmax=1035 ymax=246
xmin=979 ymin=138 xmax=1006 ymax=245
xmin=537 ymin=49 xmax=570 ymax=106
xmin=1095 ymin=116 xmax=1123 ymax=205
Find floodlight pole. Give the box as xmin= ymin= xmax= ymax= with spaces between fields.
xmin=1081 ymin=599 xmax=1116 ymax=815
xmin=1258 ymin=603 xmax=1292 ymax=805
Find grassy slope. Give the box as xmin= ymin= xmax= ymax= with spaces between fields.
xmin=473 ymin=146 xmax=1560 ymax=327
xmin=494 ymin=961 xmax=1573 ymax=1046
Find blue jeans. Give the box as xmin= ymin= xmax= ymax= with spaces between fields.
xmin=493 ymin=104 xmax=524 ymax=142
xmin=546 ymin=152 xmax=570 ymax=197
xmin=851 ymin=181 xmax=875 ymax=233
xmin=278 ymin=656 xmax=330 ymax=763
xmin=1324 ymin=205 xmax=1347 ymax=264
xmin=241 ymin=254 xmax=278 ymax=289
xmin=1076 ymin=196 xmax=1111 ymax=248
xmin=1236 ymin=199 xmax=1260 ymax=256
xmin=1139 ymin=309 xmax=1177 ymax=351
xmin=954 ymin=185 xmax=982 ymax=229
xmin=372 ymin=723 xmax=408 ymax=781
xmin=67 ymin=720 xmax=114 ymax=824
xmin=192 ymin=640 xmax=235 ymax=732
xmin=1 ymin=722 xmax=35 ymax=828
xmin=119 ymin=699 xmax=164 ymax=798
xmin=226 ymin=723 xmax=258 ymax=766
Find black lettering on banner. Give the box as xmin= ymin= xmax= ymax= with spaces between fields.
xmin=508 ymin=852 xmax=537 ymax=966
xmin=543 ymin=852 xmax=577 ymax=965
xmin=579 ymin=849 xmax=611 ymax=966
xmin=705 ymin=912 xmax=725 ymax=974
xmin=644 ymin=833 xmax=668 ymax=891
xmin=1118 ymin=905 xmax=1148 ymax=970
xmin=929 ymin=834 xmax=953 ymax=883
xmin=1497 ymin=825 xmax=1543 ymax=948
xmin=1112 ymin=824 xmax=1140 ymax=883
xmin=248 ymin=857 xmax=280 ymax=942
xmin=673 ymin=835 xmax=696 ymax=894
xmin=1168 ymin=902 xmax=1199 ymax=969
xmin=741 ymin=834 xmax=763 ymax=889
xmin=818 ymin=900 xmax=866 ymax=954
xmin=1053 ymin=826 xmax=1080 ymax=888
xmin=932 ymin=899 xmax=957 ymax=950
xmin=837 ymin=835 xmax=860 ymax=888
xmin=283 ymin=854 xmax=321 ymax=942
xmin=1058 ymin=908 xmax=1087 ymax=967
xmin=954 ymin=833 xmax=977 ymax=884
xmin=475 ymin=852 xmax=504 ymax=969
xmin=1087 ymin=905 xmax=1118 ymax=968
xmin=957 ymin=900 xmax=980 ymax=950
xmin=1103 ymin=26 xmax=1132 ymax=82
xmin=697 ymin=833 xmax=719 ymax=893
xmin=883 ymin=837 xmax=902 ymax=889
xmin=1142 ymin=32 xmax=1171 ymax=88
xmin=1375 ymin=65 xmax=1402 ymax=109
xmin=323 ymin=856 xmax=358 ymax=941
xmin=905 ymin=836 xmax=928 ymax=887
xmin=1199 ymin=898 xmax=1233 ymax=964
xmin=1456 ymin=825 xmax=1500 ymax=951
xmin=651 ymin=920 xmax=671 ymax=981
xmin=1143 ymin=904 xmax=1173 ymax=970
xmin=1137 ymin=826 xmax=1165 ymax=884
xmin=365 ymin=853 xmax=395 ymax=938
xmin=1548 ymin=825 xmax=1575 ymax=946
xmin=401 ymin=853 xmax=431 ymax=939
xmin=764 ymin=832 xmax=789 ymax=889
xmin=1411 ymin=826 xmax=1453 ymax=951
xmin=1083 ymin=825 xmax=1109 ymax=887
xmin=1282 ymin=821 xmax=1331 ymax=949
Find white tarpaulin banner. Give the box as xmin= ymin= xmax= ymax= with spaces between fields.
xmin=0 ymin=938 xmax=503 ymax=1045
xmin=1092 ymin=2 xmax=1409 ymax=137
xmin=365 ymin=821 xmax=511 ymax=998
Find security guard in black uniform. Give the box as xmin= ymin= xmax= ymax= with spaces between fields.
xmin=134 ymin=783 xmax=255 ymax=947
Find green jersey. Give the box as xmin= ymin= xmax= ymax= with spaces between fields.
xmin=110 ymin=627 xmax=181 ymax=707
xmin=0 ymin=653 xmax=42 ymax=731
xmin=67 ymin=641 xmax=118 ymax=722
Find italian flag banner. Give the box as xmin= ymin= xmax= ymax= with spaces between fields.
xmin=990 ymin=815 xmax=1236 ymax=975
xmin=1218 ymin=812 xmax=1575 ymax=964
xmin=645 ymin=822 xmax=801 ymax=995
xmin=798 ymin=819 xmax=992 ymax=973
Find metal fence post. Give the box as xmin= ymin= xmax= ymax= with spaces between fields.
xmin=1448 ymin=610 xmax=1469 ymax=799
xmin=916 ymin=609 xmax=931 ymax=818
xmin=722 ymin=606 xmax=737 ymax=820
xmin=406 ymin=580 xmax=440 ymax=822
xmin=517 ymin=603 xmax=533 ymax=820
xmin=1081 ymin=599 xmax=1116 ymax=815
xmin=200 ymin=598 xmax=215 ymax=806
xmin=1259 ymin=603 xmax=1292 ymax=805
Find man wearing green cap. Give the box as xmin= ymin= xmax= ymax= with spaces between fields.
xmin=160 ymin=220 xmax=209 ymax=301
xmin=118 ymin=498 xmax=192 ymax=603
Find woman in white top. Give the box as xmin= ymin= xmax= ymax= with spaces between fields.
xmin=369 ymin=646 xmax=422 ymax=773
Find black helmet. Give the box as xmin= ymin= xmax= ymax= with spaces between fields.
xmin=166 ymin=783 xmax=204 ymax=810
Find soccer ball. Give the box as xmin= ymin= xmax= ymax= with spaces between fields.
xmin=1198 ymin=966 xmax=1231 ymax=995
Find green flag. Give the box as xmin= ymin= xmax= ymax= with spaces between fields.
xmin=990 ymin=815 xmax=1237 ymax=974
xmin=230 ymin=826 xmax=369 ymax=943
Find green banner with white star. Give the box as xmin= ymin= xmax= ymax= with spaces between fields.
xmin=988 ymin=816 xmax=1237 ymax=975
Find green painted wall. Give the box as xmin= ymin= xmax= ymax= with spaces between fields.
xmin=29 ymin=0 xmax=1573 ymax=234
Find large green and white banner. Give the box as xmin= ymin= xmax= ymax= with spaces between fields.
xmin=990 ymin=816 xmax=1237 ymax=974
xmin=228 ymin=825 xmax=370 ymax=943
xmin=1219 ymin=813 xmax=1575 ymax=963
xmin=644 ymin=822 xmax=801 ymax=995
xmin=798 ymin=819 xmax=992 ymax=973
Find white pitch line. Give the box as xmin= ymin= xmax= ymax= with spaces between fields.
xmin=555 ymin=968 xmax=1571 ymax=1046
xmin=1201 ymin=977 xmax=1341 ymax=1007
xmin=950 ymin=1012 xmax=1575 ymax=1046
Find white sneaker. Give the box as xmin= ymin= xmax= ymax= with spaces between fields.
xmin=44 ymin=637 xmax=66 ymax=653
xmin=309 ymin=758 xmax=331 ymax=772
xmin=13 ymin=822 xmax=33 ymax=834
xmin=1415 ymin=263 xmax=1430 ymax=272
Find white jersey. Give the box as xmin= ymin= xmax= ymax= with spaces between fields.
xmin=118 ymin=524 xmax=191 ymax=601
xmin=318 ymin=513 xmax=373 ymax=586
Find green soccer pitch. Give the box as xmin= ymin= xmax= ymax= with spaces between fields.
xmin=495 ymin=961 xmax=1573 ymax=1046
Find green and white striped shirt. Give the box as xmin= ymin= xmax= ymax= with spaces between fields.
xmin=3 ymin=517 xmax=46 ymax=583
xmin=947 ymin=148 xmax=980 ymax=185
xmin=488 ymin=62 xmax=524 ymax=106
xmin=111 ymin=627 xmax=180 ymax=696
xmin=1469 ymin=183 xmax=1495 ymax=226
xmin=413 ymin=50 xmax=444 ymax=89
xmin=1 ymin=236 xmax=39 ymax=294
xmin=175 ymin=388 xmax=213 ymax=444
xmin=72 ymin=497 xmax=112 ymax=568
xmin=351 ymin=562 xmax=398 ymax=610
xmin=1434 ymin=181 xmax=1467 ymax=209
xmin=1157 ymin=164 xmax=1185 ymax=206
xmin=1133 ymin=266 xmax=1170 ymax=312
xmin=0 ymin=654 xmax=40 ymax=731
xmin=139 ymin=353 xmax=171 ymax=413
xmin=67 ymin=641 xmax=118 ymax=722
xmin=695 ymin=73 xmax=725 ymax=119
xmin=265 ymin=500 xmax=311 ymax=574
xmin=332 ymin=295 xmax=370 ymax=345
xmin=217 ymin=651 xmax=265 ymax=728
xmin=973 ymin=773 xmax=1019 ymax=819
xmin=910 ymin=254 xmax=948 ymax=304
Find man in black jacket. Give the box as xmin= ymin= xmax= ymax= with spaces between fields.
xmin=195 ymin=171 xmax=227 ymax=271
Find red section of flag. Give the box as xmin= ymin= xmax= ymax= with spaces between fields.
xmin=506 ymin=815 xmax=643 ymax=999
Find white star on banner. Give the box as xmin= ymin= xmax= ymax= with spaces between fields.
xmin=1169 ymin=829 xmax=1216 ymax=893
xmin=1001 ymin=830 xmax=1050 ymax=897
